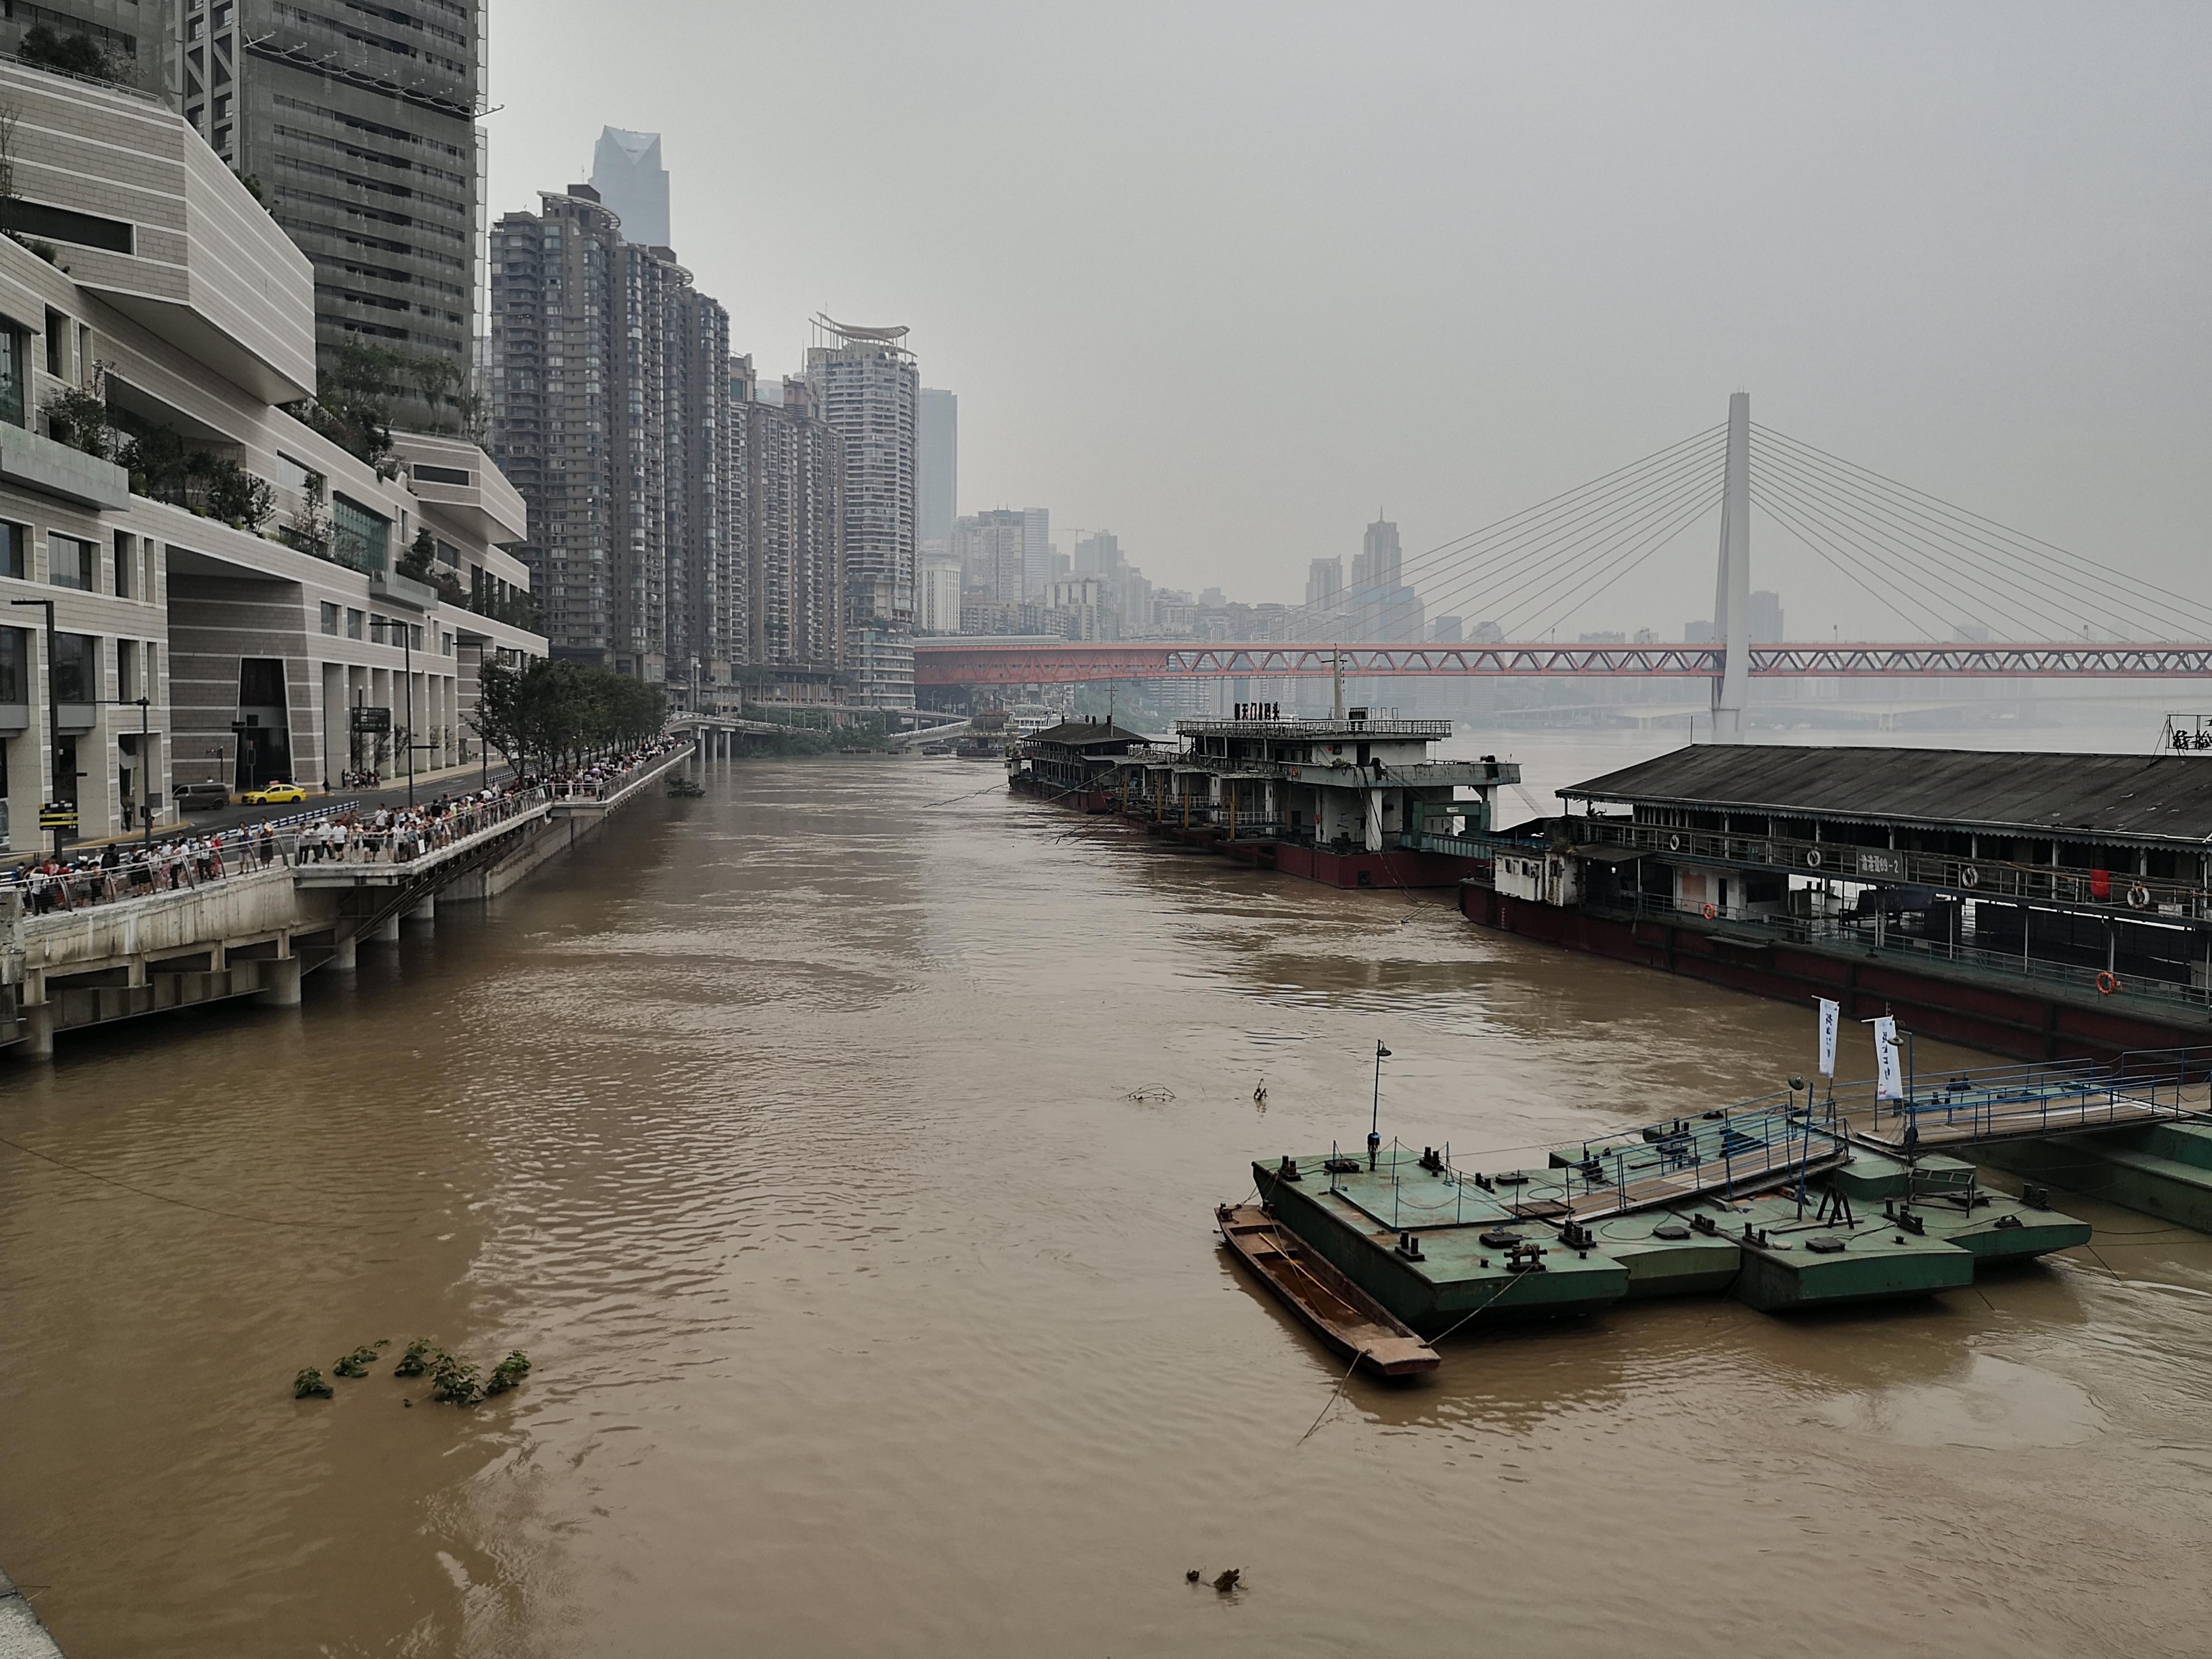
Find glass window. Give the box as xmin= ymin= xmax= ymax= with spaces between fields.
xmin=346 ymin=608 xmax=364 ymax=639
xmin=51 ymin=633 xmax=95 ymax=703
xmin=0 ymin=523 xmax=22 ymax=580
xmin=320 ymin=601 xmax=339 ymax=636
xmin=0 ymin=628 xmax=22 ymax=704
xmin=111 ymin=532 xmax=133 ymax=599
xmin=0 ymin=328 xmax=21 ymax=427
xmin=145 ymin=642 xmax=158 ymax=701
xmin=331 ymin=495 xmax=390 ymax=576
xmin=47 ymin=535 xmax=93 ymax=591
xmin=118 ymin=638 xmax=139 ymax=701
xmin=409 ymin=624 xmax=423 ymax=652
xmin=43 ymin=310 xmax=63 ymax=377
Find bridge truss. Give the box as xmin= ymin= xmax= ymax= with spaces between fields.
xmin=913 ymin=641 xmax=2212 ymax=688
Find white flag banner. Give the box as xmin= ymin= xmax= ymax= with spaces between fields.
xmin=1871 ymin=1015 xmax=1903 ymax=1099
xmin=1816 ymin=998 xmax=1840 ymax=1078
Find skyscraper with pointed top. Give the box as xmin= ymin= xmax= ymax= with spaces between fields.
xmin=591 ymin=127 xmax=671 ymax=249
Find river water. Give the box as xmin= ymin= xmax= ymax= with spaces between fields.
xmin=4 ymin=739 xmax=2210 ymax=1657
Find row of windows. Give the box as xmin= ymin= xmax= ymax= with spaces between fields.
xmin=316 ymin=601 xmax=448 ymax=654
xmin=0 ymin=628 xmax=157 ymax=706
xmin=0 ymin=523 xmax=156 ymax=601
xmin=271 ymin=94 xmax=469 ymax=161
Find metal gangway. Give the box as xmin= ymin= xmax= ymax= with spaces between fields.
xmin=1844 ymin=1047 xmax=2211 ymax=1153
xmin=1542 ymin=1098 xmax=1852 ymax=1219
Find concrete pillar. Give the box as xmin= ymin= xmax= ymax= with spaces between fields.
xmin=330 ymin=932 xmax=357 ymax=970
xmin=407 ymin=895 xmax=435 ymax=929
xmin=1365 ymin=789 xmax=1384 ymax=853
xmin=256 ymin=955 xmax=303 ymax=1007
xmin=21 ymin=1002 xmax=53 ymax=1061
xmin=371 ymin=914 xmax=401 ymax=943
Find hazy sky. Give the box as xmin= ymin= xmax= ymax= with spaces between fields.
xmin=491 ymin=3 xmax=2209 ymax=638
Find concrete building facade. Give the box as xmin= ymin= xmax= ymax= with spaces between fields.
xmin=729 ymin=360 xmax=843 ymax=673
xmin=0 ymin=58 xmax=539 ymax=850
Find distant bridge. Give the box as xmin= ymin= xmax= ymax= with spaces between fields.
xmin=913 ymin=639 xmax=2212 ymax=688
xmin=915 ymin=395 xmax=2212 ymax=726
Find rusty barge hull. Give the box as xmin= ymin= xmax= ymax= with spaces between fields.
xmin=1459 ymin=883 xmax=2209 ymax=1064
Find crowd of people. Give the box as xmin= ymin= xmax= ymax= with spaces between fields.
xmin=4 ymin=737 xmax=692 ymax=919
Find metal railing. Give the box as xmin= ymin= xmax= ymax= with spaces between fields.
xmin=1546 ymin=1098 xmax=1851 ymax=1214
xmin=9 ymin=790 xmax=551 ymax=916
xmin=1575 ymin=815 xmax=2205 ymax=919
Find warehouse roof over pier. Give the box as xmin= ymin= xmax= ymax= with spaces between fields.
xmin=1562 ymin=745 xmax=2212 ymax=846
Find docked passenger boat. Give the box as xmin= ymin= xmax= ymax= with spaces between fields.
xmin=1215 ymin=1203 xmax=1440 ymax=1377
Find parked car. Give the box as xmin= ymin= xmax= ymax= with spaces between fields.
xmin=175 ymin=781 xmax=231 ymax=811
xmin=241 ymin=780 xmax=306 ymax=806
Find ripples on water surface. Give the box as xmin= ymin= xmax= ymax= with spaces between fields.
xmin=3 ymin=741 xmax=2210 ymax=1657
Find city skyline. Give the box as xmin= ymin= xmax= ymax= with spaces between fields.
xmin=487 ymin=3 xmax=2210 ymax=638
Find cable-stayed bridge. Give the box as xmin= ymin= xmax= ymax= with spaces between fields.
xmin=915 ymin=394 xmax=2212 ymax=738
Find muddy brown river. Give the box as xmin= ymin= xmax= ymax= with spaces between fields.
xmin=3 ymin=740 xmax=2209 ymax=1656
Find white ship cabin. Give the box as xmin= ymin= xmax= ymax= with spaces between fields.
xmin=1115 ymin=705 xmax=1519 ymax=851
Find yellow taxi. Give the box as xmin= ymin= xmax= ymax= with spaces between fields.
xmin=242 ymin=780 xmax=307 ymax=805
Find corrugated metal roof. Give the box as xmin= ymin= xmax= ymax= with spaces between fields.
xmin=1561 ymin=745 xmax=2212 ymax=845
xmin=1023 ymin=720 xmax=1148 ymax=749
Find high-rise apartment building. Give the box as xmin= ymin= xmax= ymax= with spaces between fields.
xmin=916 ymin=552 xmax=962 ymax=635
xmin=919 ymin=387 xmax=957 ymax=551
xmin=729 ymin=360 xmax=845 ymax=671
xmin=0 ymin=2 xmax=489 ymax=432
xmin=487 ymin=185 xmax=731 ymax=685
xmin=803 ymin=317 xmax=917 ymax=707
xmin=954 ymin=510 xmax=1027 ymax=605
xmin=589 ymin=127 xmax=670 ymax=249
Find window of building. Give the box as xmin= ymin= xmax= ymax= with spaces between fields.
xmin=0 ymin=523 xmax=22 ymax=580
xmin=212 ymin=125 xmax=231 ymax=152
xmin=319 ymin=601 xmax=339 ymax=635
xmin=144 ymin=642 xmax=159 ymax=701
xmin=51 ymin=633 xmax=95 ymax=703
xmin=346 ymin=607 xmax=365 ymax=639
xmin=212 ymin=2 xmax=231 ymax=26
xmin=0 ymin=628 xmax=23 ymax=704
xmin=47 ymin=535 xmax=94 ymax=591
xmin=0 ymin=326 xmax=22 ymax=427
xmin=409 ymin=624 xmax=423 ymax=651
xmin=43 ymin=310 xmax=64 ymax=378
xmin=187 ymin=15 xmax=203 ymax=40
xmin=118 ymin=638 xmax=140 ymax=701
xmin=111 ymin=531 xmax=134 ymax=599
xmin=331 ymin=494 xmax=390 ymax=575
xmin=214 ymin=94 xmax=231 ymax=123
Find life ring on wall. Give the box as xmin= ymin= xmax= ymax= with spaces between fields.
xmin=1668 ymin=834 xmax=1684 ymax=852
xmin=1958 ymin=865 xmax=1979 ymax=889
xmin=2126 ymin=884 xmax=2150 ymax=910
xmin=1805 ymin=848 xmax=1824 ymax=870
xmin=2096 ymin=970 xmax=2121 ymax=996
xmin=1701 ymin=903 xmax=1718 ymax=920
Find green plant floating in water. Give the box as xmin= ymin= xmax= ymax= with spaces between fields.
xmin=393 ymin=1338 xmax=438 ymax=1378
xmin=430 ymin=1355 xmax=483 ymax=1405
xmin=483 ymin=1351 xmax=532 ymax=1396
xmin=332 ymin=1342 xmax=385 ymax=1379
xmin=294 ymin=1367 xmax=334 ymax=1399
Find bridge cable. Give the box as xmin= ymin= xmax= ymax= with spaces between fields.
xmin=1750 ymin=433 xmax=2190 ymax=639
xmin=1754 ymin=424 xmax=2212 ymax=639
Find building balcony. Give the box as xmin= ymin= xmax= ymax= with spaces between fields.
xmin=0 ymin=423 xmax=130 ymax=509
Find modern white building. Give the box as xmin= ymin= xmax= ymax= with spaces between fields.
xmin=803 ymin=316 xmax=917 ymax=708
xmin=0 ymin=58 xmax=541 ymax=848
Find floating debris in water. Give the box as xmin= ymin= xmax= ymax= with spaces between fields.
xmin=1211 ymin=1569 xmax=1242 ymax=1593
xmin=1124 ymin=1085 xmax=1176 ymax=1103
xmin=293 ymin=1368 xmax=333 ymax=1399
xmin=332 ymin=1340 xmax=387 ymax=1379
xmin=1185 ymin=1569 xmax=1201 ymax=1583
xmin=483 ymin=1351 xmax=532 ymax=1396
xmin=429 ymin=1354 xmax=483 ymax=1405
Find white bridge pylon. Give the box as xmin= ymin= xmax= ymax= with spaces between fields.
xmin=1711 ymin=391 xmax=1753 ymax=742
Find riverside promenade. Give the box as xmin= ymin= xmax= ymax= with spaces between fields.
xmin=0 ymin=740 xmax=694 ymax=1059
